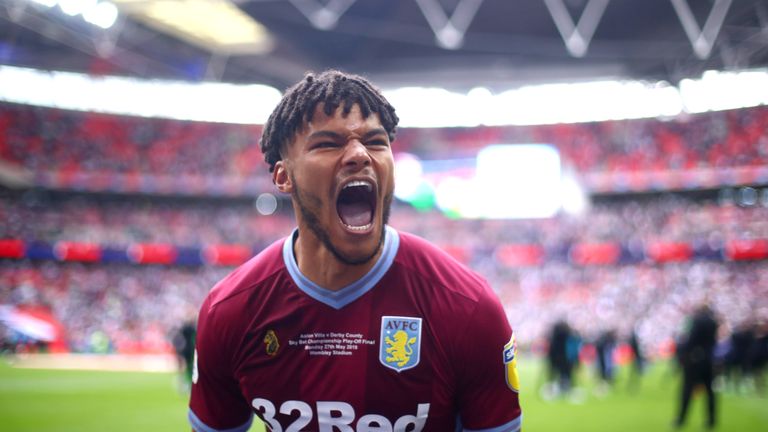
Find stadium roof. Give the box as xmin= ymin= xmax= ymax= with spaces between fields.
xmin=1 ymin=0 xmax=767 ymax=91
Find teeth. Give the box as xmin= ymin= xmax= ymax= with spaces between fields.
xmin=343 ymin=222 xmax=373 ymax=231
xmin=343 ymin=180 xmax=373 ymax=191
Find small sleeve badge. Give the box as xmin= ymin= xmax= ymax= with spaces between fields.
xmin=503 ymin=332 xmax=520 ymax=392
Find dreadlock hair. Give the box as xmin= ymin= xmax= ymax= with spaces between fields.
xmin=260 ymin=70 xmax=399 ymax=173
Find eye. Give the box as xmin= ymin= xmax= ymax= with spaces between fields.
xmin=312 ymin=141 xmax=339 ymax=150
xmin=366 ymin=139 xmax=389 ymax=148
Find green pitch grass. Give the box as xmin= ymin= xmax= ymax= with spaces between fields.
xmin=1 ymin=356 xmax=766 ymax=431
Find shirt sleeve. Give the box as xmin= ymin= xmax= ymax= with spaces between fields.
xmin=454 ymin=284 xmax=522 ymax=432
xmin=189 ymin=296 xmax=253 ymax=432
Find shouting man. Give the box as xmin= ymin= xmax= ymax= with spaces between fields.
xmin=189 ymin=70 xmax=522 ymax=432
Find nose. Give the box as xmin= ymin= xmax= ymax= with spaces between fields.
xmin=342 ymin=140 xmax=371 ymax=169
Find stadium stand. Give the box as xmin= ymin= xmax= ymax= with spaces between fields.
xmin=2 ymin=102 xmax=767 ymax=195
xmin=395 ymin=105 xmax=768 ymax=169
xmin=0 ymin=259 xmax=226 ymax=354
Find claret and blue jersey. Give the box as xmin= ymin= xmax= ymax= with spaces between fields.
xmin=189 ymin=226 xmax=522 ymax=432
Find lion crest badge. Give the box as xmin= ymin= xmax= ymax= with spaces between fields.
xmin=380 ymin=316 xmax=422 ymax=372
xmin=264 ymin=329 xmax=280 ymax=356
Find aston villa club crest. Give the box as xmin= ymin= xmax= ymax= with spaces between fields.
xmin=380 ymin=316 xmax=422 ymax=372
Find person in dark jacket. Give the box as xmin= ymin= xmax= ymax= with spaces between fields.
xmin=627 ymin=326 xmax=646 ymax=392
xmin=547 ymin=319 xmax=575 ymax=396
xmin=594 ymin=329 xmax=617 ymax=395
xmin=675 ymin=304 xmax=719 ymax=429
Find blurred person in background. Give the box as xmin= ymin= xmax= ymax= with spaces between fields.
xmin=626 ymin=325 xmax=646 ymax=393
xmin=171 ymin=310 xmax=197 ymax=393
xmin=544 ymin=319 xmax=573 ymax=399
xmin=188 ymin=70 xmax=522 ymax=432
xmin=594 ymin=329 xmax=617 ymax=396
xmin=723 ymin=318 xmax=755 ymax=393
xmin=749 ymin=319 xmax=768 ymax=396
xmin=565 ymin=324 xmax=584 ymax=400
xmin=0 ymin=323 xmax=13 ymax=354
xmin=674 ymin=304 xmax=719 ymax=430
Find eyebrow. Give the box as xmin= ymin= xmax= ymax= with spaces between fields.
xmin=306 ymin=130 xmax=343 ymax=142
xmin=362 ymin=128 xmax=389 ymax=140
xmin=306 ymin=128 xmax=388 ymax=142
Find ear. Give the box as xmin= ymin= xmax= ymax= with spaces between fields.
xmin=273 ymin=160 xmax=293 ymax=194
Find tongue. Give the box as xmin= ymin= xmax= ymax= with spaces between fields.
xmin=338 ymin=202 xmax=372 ymax=227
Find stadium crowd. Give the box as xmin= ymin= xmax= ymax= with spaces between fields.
xmin=395 ymin=105 xmax=768 ymax=171
xmin=1 ymin=259 xmax=226 ymax=354
xmin=1 ymin=191 xmax=766 ymax=248
xmin=2 ymin=102 xmax=767 ymax=181
xmin=0 ymin=192 xmax=293 ymax=247
xmin=0 ymin=102 xmax=265 ymax=178
xmin=1 ymin=193 xmax=767 ymax=360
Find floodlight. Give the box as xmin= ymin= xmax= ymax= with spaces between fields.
xmin=59 ymin=0 xmax=96 ymax=16
xmin=83 ymin=2 xmax=119 ymax=29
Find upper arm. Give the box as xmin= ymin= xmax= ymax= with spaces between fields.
xmin=188 ymin=299 xmax=253 ymax=432
xmin=454 ymin=289 xmax=522 ymax=431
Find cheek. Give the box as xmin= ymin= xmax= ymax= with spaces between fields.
xmin=297 ymin=163 xmax=334 ymax=197
xmin=378 ymin=166 xmax=396 ymax=200
xmin=382 ymin=159 xmax=395 ymax=186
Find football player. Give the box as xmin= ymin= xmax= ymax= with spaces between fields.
xmin=189 ymin=70 xmax=522 ymax=432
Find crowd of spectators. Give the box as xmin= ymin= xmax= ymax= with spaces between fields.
xmin=1 ymin=259 xmax=227 ymax=354
xmin=2 ymin=102 xmax=767 ymax=185
xmin=499 ymin=261 xmax=767 ymax=358
xmin=0 ymin=191 xmax=293 ymax=247
xmin=2 ymin=190 xmax=766 ymax=249
xmin=0 ymin=102 xmax=266 ymax=178
xmin=395 ymin=105 xmax=768 ymax=172
xmin=391 ymin=196 xmax=768 ymax=251
xmin=1 ymin=191 xmax=767 ymax=358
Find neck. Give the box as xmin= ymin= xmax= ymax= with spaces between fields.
xmin=293 ymin=228 xmax=382 ymax=291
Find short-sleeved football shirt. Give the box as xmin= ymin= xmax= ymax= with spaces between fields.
xmin=189 ymin=226 xmax=521 ymax=432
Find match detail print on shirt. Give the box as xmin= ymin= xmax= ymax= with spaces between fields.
xmin=287 ymin=331 xmax=376 ymax=357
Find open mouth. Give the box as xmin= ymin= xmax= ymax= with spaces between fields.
xmin=337 ymin=180 xmax=376 ymax=231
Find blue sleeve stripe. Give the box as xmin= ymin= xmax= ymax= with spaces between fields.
xmin=188 ymin=409 xmax=253 ymax=432
xmin=463 ymin=414 xmax=522 ymax=432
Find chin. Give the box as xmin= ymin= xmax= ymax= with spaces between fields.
xmin=333 ymin=222 xmax=386 ymax=266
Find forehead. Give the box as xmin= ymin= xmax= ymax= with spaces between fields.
xmin=303 ymin=103 xmax=382 ymax=132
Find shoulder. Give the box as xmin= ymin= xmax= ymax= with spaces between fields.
xmin=203 ymin=237 xmax=287 ymax=314
xmin=195 ymin=237 xmax=288 ymax=361
xmin=394 ymin=230 xmax=491 ymax=304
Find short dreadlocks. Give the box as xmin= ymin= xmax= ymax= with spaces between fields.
xmin=260 ymin=70 xmax=399 ymax=173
